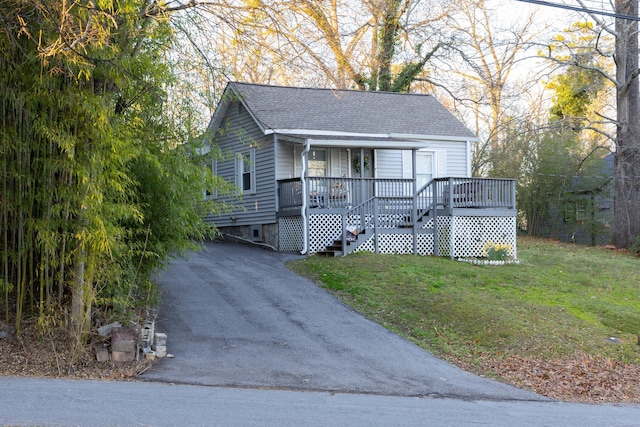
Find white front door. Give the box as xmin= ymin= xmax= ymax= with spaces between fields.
xmin=416 ymin=151 xmax=434 ymax=188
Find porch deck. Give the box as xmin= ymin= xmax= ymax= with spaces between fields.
xmin=277 ymin=177 xmax=517 ymax=258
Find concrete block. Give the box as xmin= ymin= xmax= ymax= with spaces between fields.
xmin=111 ymin=339 xmax=135 ymax=353
xmin=111 ymin=327 xmax=136 ymax=352
xmin=111 ymin=350 xmax=135 ymax=363
xmin=141 ymin=320 xmax=154 ymax=343
xmin=95 ymin=347 xmax=109 ymax=363
xmin=153 ymin=345 xmax=167 ymax=358
xmin=154 ymin=333 xmax=167 ymax=347
xmin=97 ymin=322 xmax=121 ymax=337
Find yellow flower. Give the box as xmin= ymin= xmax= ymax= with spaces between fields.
xmin=483 ymin=241 xmax=511 ymax=261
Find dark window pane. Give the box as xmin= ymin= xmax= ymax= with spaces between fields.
xmin=243 ymin=172 xmax=251 ymax=191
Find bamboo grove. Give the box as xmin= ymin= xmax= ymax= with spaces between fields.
xmin=0 ymin=0 xmax=218 ymax=343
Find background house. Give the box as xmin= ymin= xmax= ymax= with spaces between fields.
xmin=205 ymin=82 xmax=516 ymax=257
xmin=538 ymin=153 xmax=614 ymax=246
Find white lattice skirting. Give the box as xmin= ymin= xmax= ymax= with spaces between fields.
xmin=301 ymin=214 xmax=517 ymax=258
xmin=308 ymin=214 xmax=342 ymax=254
xmin=278 ymin=216 xmax=304 ymax=252
xmin=449 ymin=216 xmax=517 ymax=259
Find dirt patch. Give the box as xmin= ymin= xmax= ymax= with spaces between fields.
xmin=0 ymin=319 xmax=153 ymax=380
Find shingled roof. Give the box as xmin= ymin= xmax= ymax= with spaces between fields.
xmin=219 ymin=82 xmax=476 ymax=140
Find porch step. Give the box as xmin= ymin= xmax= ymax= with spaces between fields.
xmin=317 ymin=240 xmax=344 ymax=257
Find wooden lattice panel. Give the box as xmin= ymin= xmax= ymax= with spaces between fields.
xmin=433 ymin=217 xmax=452 ymax=257
xmin=416 ymin=218 xmax=437 ymax=256
xmin=304 ymin=213 xmax=516 ymax=259
xmin=348 ymin=217 xmax=445 ymax=256
xmin=309 ymin=214 xmax=342 ymax=254
xmin=354 ymin=235 xmax=375 ymax=253
xmin=379 ymin=233 xmax=413 ymax=254
xmin=278 ymin=216 xmax=304 ymax=252
xmin=451 ymin=216 xmax=516 ymax=259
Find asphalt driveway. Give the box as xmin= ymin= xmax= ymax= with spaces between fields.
xmin=141 ymin=241 xmax=544 ymax=401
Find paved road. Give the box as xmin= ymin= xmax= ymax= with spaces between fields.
xmin=2 ymin=376 xmax=640 ymax=427
xmin=140 ymin=241 xmax=541 ymax=401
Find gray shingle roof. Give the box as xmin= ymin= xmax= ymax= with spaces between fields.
xmin=228 ymin=82 xmax=476 ymax=139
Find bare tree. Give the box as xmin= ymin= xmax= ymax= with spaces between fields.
xmin=433 ymin=0 xmax=543 ymax=175
xmin=187 ymin=0 xmax=452 ymax=90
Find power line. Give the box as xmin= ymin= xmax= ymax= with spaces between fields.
xmin=515 ymin=0 xmax=640 ymax=21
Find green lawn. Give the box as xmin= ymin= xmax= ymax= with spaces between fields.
xmin=288 ymin=237 xmax=640 ymax=368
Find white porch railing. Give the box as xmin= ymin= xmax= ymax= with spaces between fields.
xmin=278 ymin=177 xmax=516 ymax=213
xmin=278 ymin=177 xmax=414 ymax=210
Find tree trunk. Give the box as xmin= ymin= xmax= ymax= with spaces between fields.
xmin=71 ymin=246 xmax=86 ymax=340
xmin=375 ymin=1 xmax=401 ymax=92
xmin=613 ymin=0 xmax=640 ymax=248
xmin=70 ymin=188 xmax=91 ymax=343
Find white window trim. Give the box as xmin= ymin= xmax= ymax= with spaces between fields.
xmin=204 ymin=159 xmax=218 ymax=200
xmin=576 ymin=202 xmax=587 ymax=222
xmin=236 ymin=148 xmax=256 ymax=195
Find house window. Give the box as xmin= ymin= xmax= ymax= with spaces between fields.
xmin=236 ymin=149 xmax=256 ymax=194
xmin=576 ymin=202 xmax=587 ymax=224
xmin=564 ymin=201 xmax=588 ymax=224
xmin=416 ymin=152 xmax=434 ymax=188
xmin=308 ymin=149 xmax=327 ymax=177
xmin=204 ymin=159 xmax=217 ymax=199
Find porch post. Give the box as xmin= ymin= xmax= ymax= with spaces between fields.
xmin=373 ymin=200 xmax=379 ymax=254
xmin=359 ymin=148 xmax=365 ymax=203
xmin=450 ymin=216 xmax=455 ymax=260
xmin=433 ymin=205 xmax=439 ymax=256
xmin=433 ymin=179 xmax=441 ymax=256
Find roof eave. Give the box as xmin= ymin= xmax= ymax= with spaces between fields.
xmin=265 ymin=129 xmax=479 ymax=149
xmin=388 ymin=132 xmax=479 ymax=142
xmin=306 ymin=139 xmax=429 ymax=149
xmin=207 ymin=82 xmax=270 ymax=137
xmin=272 ymin=129 xmax=477 ymax=142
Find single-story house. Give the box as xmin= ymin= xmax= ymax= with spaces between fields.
xmin=204 ymin=82 xmax=517 ymax=258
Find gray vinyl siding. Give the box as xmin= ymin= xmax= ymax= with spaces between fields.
xmin=205 ymin=102 xmax=277 ymax=228
xmin=276 ymin=140 xmax=297 ymax=180
xmin=375 ymin=149 xmax=404 ymax=179
xmin=431 ymin=140 xmax=468 ymax=176
xmin=375 ymin=140 xmax=469 ymax=180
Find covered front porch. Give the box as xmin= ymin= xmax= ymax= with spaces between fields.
xmin=276 ymin=176 xmax=517 ymax=258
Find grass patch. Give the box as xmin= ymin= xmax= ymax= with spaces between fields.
xmin=287 ymin=236 xmax=640 ymax=367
